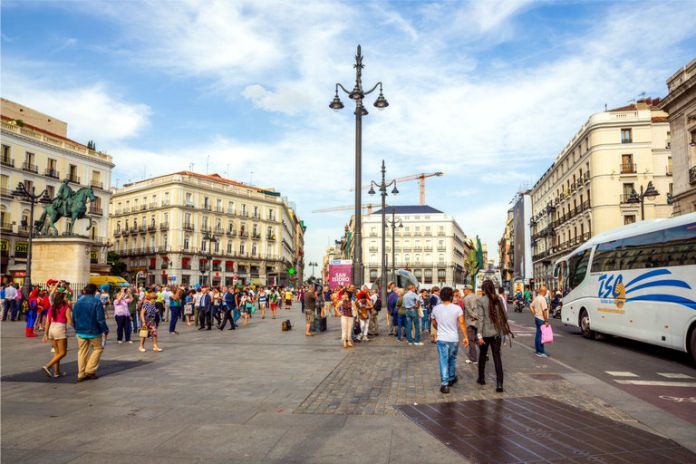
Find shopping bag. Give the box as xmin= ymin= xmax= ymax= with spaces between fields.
xmin=541 ymin=323 xmax=554 ymax=344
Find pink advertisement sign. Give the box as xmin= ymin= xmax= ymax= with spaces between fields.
xmin=328 ymin=260 xmax=352 ymax=289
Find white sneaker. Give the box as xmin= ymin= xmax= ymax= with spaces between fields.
xmin=364 ymin=337 xmax=370 ymax=342
xmin=408 ymin=342 xmax=414 ymax=346
xmin=118 ymin=341 xmax=123 ymax=344
xmin=139 ymin=347 xmax=146 ymax=352
xmin=465 ymin=359 xmax=472 ymax=364
xmin=128 ymin=341 xmax=133 ymax=344
xmin=416 ymin=342 xmax=424 ymax=346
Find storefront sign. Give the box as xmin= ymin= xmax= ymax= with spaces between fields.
xmin=15 ymin=241 xmax=28 ymax=258
xmin=0 ymin=239 xmax=8 ymax=253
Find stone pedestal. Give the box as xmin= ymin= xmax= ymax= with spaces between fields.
xmin=31 ymin=236 xmax=93 ymax=286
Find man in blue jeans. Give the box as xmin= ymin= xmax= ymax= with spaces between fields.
xmin=431 ymin=287 xmax=469 ymax=394
xmin=403 ymin=285 xmax=422 ymax=345
xmin=530 ymin=286 xmax=550 ymax=358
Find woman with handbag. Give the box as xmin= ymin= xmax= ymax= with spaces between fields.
xmin=41 ymin=291 xmax=72 ymax=378
xmin=184 ymin=289 xmax=194 ymax=326
xmin=338 ymin=292 xmax=356 ymax=348
xmin=113 ymin=288 xmax=133 ymax=343
xmin=139 ymin=291 xmax=163 ymax=352
xmin=474 ymin=279 xmax=513 ymax=393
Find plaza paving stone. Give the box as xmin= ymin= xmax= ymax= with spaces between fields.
xmin=0 ymin=306 xmax=675 ymax=463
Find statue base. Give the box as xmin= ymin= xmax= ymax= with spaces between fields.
xmin=31 ymin=236 xmax=93 ymax=287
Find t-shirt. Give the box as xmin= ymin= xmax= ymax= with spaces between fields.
xmin=285 ymin=291 xmax=293 ymax=300
xmin=47 ymin=304 xmax=69 ymax=324
xmin=402 ymin=291 xmax=418 ymax=309
xmin=431 ymin=303 xmax=463 ymax=343
xmin=531 ymin=295 xmax=548 ymax=320
xmin=340 ymin=299 xmax=353 ymax=317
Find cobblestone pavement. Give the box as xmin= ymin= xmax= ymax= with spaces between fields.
xmin=294 ymin=332 xmax=636 ymax=423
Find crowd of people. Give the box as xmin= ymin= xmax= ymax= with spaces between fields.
xmin=2 ymin=278 xmax=554 ymax=392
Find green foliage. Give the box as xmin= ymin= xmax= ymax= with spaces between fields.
xmin=466 ymin=249 xmax=479 ymax=284
xmin=107 ymin=251 xmax=127 ymax=276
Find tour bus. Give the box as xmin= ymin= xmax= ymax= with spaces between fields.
xmin=554 ymin=212 xmax=696 ymax=363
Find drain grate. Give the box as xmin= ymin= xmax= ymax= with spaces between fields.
xmin=396 ymin=396 xmax=696 ymax=463
xmin=2 ymin=360 xmax=151 ymax=384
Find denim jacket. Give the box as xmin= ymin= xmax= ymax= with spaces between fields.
xmin=72 ymin=295 xmax=109 ymax=336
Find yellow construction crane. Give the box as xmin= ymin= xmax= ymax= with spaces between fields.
xmin=351 ymin=171 xmax=444 ymax=205
xmin=312 ymin=203 xmax=385 ymax=215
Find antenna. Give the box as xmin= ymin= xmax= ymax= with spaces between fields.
xmin=189 ymin=162 xmax=194 ymax=172
xmin=250 ymin=170 xmax=254 ymax=185
xmin=206 ymin=155 xmax=210 ymax=174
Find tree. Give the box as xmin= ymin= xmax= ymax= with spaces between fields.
xmin=107 ymin=251 xmax=127 ymax=276
xmin=466 ymin=248 xmax=479 ymax=285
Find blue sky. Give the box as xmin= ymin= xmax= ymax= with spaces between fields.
xmin=2 ymin=0 xmax=695 ymax=269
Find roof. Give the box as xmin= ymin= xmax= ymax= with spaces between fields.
xmin=173 ymin=171 xmax=263 ymax=191
xmin=374 ymin=205 xmax=443 ymax=215
xmin=608 ymin=97 xmax=662 ymax=112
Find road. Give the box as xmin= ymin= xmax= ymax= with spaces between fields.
xmin=506 ymin=307 xmax=696 ymax=425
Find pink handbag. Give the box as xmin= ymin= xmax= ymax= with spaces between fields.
xmin=541 ymin=323 xmax=554 ymax=344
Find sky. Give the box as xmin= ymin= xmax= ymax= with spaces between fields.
xmin=2 ymin=0 xmax=695 ymax=271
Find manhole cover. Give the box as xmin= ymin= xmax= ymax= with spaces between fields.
xmin=396 ymin=396 xmax=696 ymax=463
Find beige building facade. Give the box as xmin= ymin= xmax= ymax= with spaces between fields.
xmin=497 ymin=209 xmax=514 ymax=285
xmin=1 ymin=99 xmax=113 ymax=284
xmin=109 ymin=171 xmax=303 ymax=287
xmin=659 ymin=58 xmax=696 ymax=215
xmin=530 ymin=99 xmax=673 ymax=289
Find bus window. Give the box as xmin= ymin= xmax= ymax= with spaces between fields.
xmin=568 ymin=249 xmax=591 ymax=290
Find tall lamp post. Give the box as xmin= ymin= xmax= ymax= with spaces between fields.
xmin=307 ymin=261 xmax=318 ymax=279
xmin=628 ymin=181 xmax=659 ymax=220
xmin=368 ymin=160 xmax=398 ymax=306
xmin=201 ymin=231 xmax=218 ymax=287
xmin=386 ymin=207 xmax=403 ymax=284
xmin=11 ymin=182 xmax=51 ymax=295
xmin=330 ymin=44 xmax=389 ymax=286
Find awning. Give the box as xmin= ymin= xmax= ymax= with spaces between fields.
xmin=225 ymin=260 xmax=234 ymax=265
xmin=213 ymin=259 xmax=221 ymax=264
xmin=89 ymin=276 xmax=130 ymax=287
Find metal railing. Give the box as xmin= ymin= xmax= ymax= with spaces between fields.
xmin=620 ymin=163 xmax=637 ymax=174
xmin=91 ymin=180 xmax=104 ymax=189
xmin=22 ymin=162 xmax=38 ymax=173
xmin=44 ymin=168 xmax=60 ymax=179
xmin=66 ymin=174 xmax=80 ymax=184
xmin=690 ymin=166 xmax=696 ymax=186
xmin=1 ymin=157 xmax=14 ymax=167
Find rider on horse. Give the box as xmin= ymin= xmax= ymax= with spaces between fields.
xmin=54 ymin=180 xmax=74 ymax=217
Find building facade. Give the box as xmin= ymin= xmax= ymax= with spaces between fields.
xmin=511 ymin=191 xmax=533 ymax=284
xmin=1 ymin=99 xmax=113 ymax=284
xmin=108 ymin=171 xmax=303 ymax=287
xmin=659 ymin=58 xmax=696 ymax=215
xmin=497 ymin=209 xmax=514 ymax=286
xmin=529 ymin=99 xmax=673 ymax=289
xmin=357 ymin=205 xmax=471 ymax=287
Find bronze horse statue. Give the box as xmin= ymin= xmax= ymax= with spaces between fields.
xmin=36 ymin=186 xmax=96 ymax=236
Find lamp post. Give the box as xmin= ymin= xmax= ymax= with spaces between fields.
xmin=307 ymin=261 xmax=318 ymax=279
xmin=330 ymin=44 xmax=389 ymax=287
xmin=11 ymin=182 xmax=51 ymax=295
xmin=201 ymin=231 xmax=218 ymax=287
xmin=368 ymin=160 xmax=398 ymax=306
xmin=386 ymin=209 xmax=403 ymax=284
xmin=628 ymin=181 xmax=659 ymax=220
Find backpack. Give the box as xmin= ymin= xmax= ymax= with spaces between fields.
xmin=374 ymin=297 xmax=382 ymax=312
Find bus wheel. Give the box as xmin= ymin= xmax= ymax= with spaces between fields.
xmin=579 ymin=309 xmax=595 ymax=339
xmin=689 ymin=326 xmax=696 ymax=366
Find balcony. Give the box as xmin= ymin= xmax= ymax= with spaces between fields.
xmin=88 ymin=206 xmax=103 ymax=216
xmin=183 ymin=223 xmax=195 ymax=231
xmin=240 ymin=211 xmax=249 ymax=218
xmin=239 ymin=231 xmax=249 ymax=238
xmin=215 ymin=206 xmax=224 ymax=213
xmin=182 ymin=263 xmax=192 ymax=270
xmin=1 ymin=157 xmax=14 ymax=168
xmin=1 ymin=187 xmax=12 ymax=198
xmin=251 ymin=233 xmax=261 ymax=240
xmin=620 ymin=193 xmax=637 ymax=204
xmin=620 ymin=163 xmax=637 ymax=174
xmin=227 ymin=208 xmax=236 ymax=215
xmin=91 ymin=180 xmax=104 ymax=189
xmin=17 ymin=225 xmax=30 ymax=236
xmin=267 ymin=234 xmax=276 ymax=241
xmin=128 ymin=228 xmax=138 ymax=236
xmin=184 ymin=202 xmax=195 ymax=208
xmin=690 ymin=166 xmax=696 ymax=186
xmin=584 ymin=172 xmax=590 ymax=183
xmin=437 ymin=247 xmax=446 ymax=252
xmin=227 ymin=229 xmax=237 ymax=237
xmin=114 ymin=230 xmax=122 ymax=237
xmin=66 ymin=174 xmax=80 ymax=184
xmin=160 ymin=223 xmax=169 ymax=231
xmin=369 ymin=247 xmax=378 ymax=252
xmin=161 ymin=200 xmax=170 ymax=207
xmin=44 ymin=168 xmax=60 ymax=179
xmin=148 ymin=224 xmax=156 ymax=232
xmin=22 ymin=162 xmax=38 ymax=174
xmin=203 ymin=204 xmax=212 ymax=211
xmin=147 ymin=202 xmax=156 ymax=209
xmin=140 ymin=204 xmax=147 ymax=211
xmin=138 ymin=225 xmax=147 ymax=234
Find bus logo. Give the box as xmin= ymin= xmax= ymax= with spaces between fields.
xmin=598 ymin=269 xmax=696 ymax=310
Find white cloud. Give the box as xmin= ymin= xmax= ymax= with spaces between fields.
xmin=2 ymin=69 xmax=150 ymax=144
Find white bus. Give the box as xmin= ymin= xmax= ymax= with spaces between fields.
xmin=474 ymin=268 xmax=502 ymax=296
xmin=555 ymin=213 xmax=696 ymax=363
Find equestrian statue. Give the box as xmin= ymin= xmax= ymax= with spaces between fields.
xmin=35 ymin=180 xmax=96 ymax=236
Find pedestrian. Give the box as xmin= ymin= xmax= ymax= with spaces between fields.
xmin=474 ymin=280 xmax=513 ymax=392
xmin=431 ymin=287 xmax=469 ymax=394
xmin=284 ymin=288 xmax=293 ymax=309
xmin=462 ymin=285 xmax=478 ymax=364
xmin=128 ymin=287 xmax=139 ymax=332
xmin=531 ymin=285 xmax=550 ymax=358
xmin=34 ymin=288 xmax=50 ymax=333
xmin=257 ymin=287 xmax=267 ymax=319
xmin=304 ymin=287 xmax=317 ymax=336
xmin=368 ymin=288 xmax=380 ymax=336
xmin=219 ymin=286 xmax=236 ymax=330
xmin=184 ymin=289 xmax=195 ymax=326
xmin=419 ymin=288 xmax=430 ymax=335
xmin=356 ymin=292 xmax=373 ymax=341
xmin=198 ymin=286 xmax=213 ymax=330
xmin=139 ymin=291 xmax=163 ymax=352
xmin=395 ymin=289 xmax=408 ymax=342
xmin=25 ymin=287 xmax=39 ymax=337
xmin=403 ymin=285 xmax=422 ymax=346
xmin=41 ymin=290 xmax=72 ymax=378
xmin=72 ymin=284 xmax=109 ymax=382
xmin=322 ymin=286 xmax=332 ymax=319
xmin=162 ymin=286 xmax=172 ymax=322
xmin=113 ymin=288 xmax=133 ymax=344
xmin=99 ymin=287 xmax=111 ymax=319
xmin=337 ymin=292 xmax=356 ymax=348
xmin=169 ymin=287 xmax=183 ymax=335
xmin=0 ymin=284 xmax=5 ymax=320
xmin=193 ymin=286 xmax=202 ymax=327
xmin=3 ymin=283 xmax=19 ymax=321
xmin=269 ymin=287 xmax=279 ymax=319
xmin=212 ymin=287 xmax=223 ymax=328
xmin=386 ymin=282 xmax=398 ymax=335
xmin=498 ymin=287 xmax=508 ymax=313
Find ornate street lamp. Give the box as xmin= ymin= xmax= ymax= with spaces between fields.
xmin=386 ymin=209 xmax=403 ymax=284
xmin=201 ymin=231 xmax=218 ymax=287
xmin=307 ymin=261 xmax=318 ymax=279
xmin=368 ymin=160 xmax=398 ymax=304
xmin=330 ymin=44 xmax=389 ymax=286
xmin=11 ymin=182 xmax=51 ymax=295
xmin=628 ymin=181 xmax=659 ymax=220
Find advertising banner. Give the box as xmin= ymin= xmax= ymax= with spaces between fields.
xmin=329 ymin=259 xmax=352 ymax=289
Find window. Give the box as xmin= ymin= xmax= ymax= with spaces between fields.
xmin=621 ymin=128 xmax=632 ymax=143
xmin=568 ymin=249 xmax=590 ymax=290
xmin=183 ymin=235 xmax=190 ymax=250
xmin=621 ymin=154 xmax=634 ymax=173
xmin=216 ymin=199 xmax=222 ymax=211
xmin=369 ymin=269 xmax=378 ymax=282
xmin=185 ymin=192 xmax=193 ymax=206
xmin=437 ymin=269 xmax=446 ymax=281
xmin=163 ymin=192 xmax=170 ymax=206
xmin=624 ymin=215 xmax=636 ymax=225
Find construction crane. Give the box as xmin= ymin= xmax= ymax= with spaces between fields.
xmin=350 ymin=171 xmax=444 ymax=205
xmin=312 ymin=203 xmax=385 ymax=215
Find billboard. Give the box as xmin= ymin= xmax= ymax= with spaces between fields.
xmin=328 ymin=259 xmax=352 ymax=289
xmin=512 ymin=192 xmax=533 ymax=281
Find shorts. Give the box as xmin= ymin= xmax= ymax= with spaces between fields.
xmin=305 ymin=310 xmax=316 ymax=324
xmin=285 ymin=299 xmax=292 ymax=306
xmin=48 ymin=322 xmax=67 ymax=340
xmin=270 ymin=303 xmax=277 ymax=310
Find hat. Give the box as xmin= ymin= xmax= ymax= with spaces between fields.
xmin=465 ymin=285 xmax=473 ymax=291
xmin=46 ymin=279 xmax=59 ymax=286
